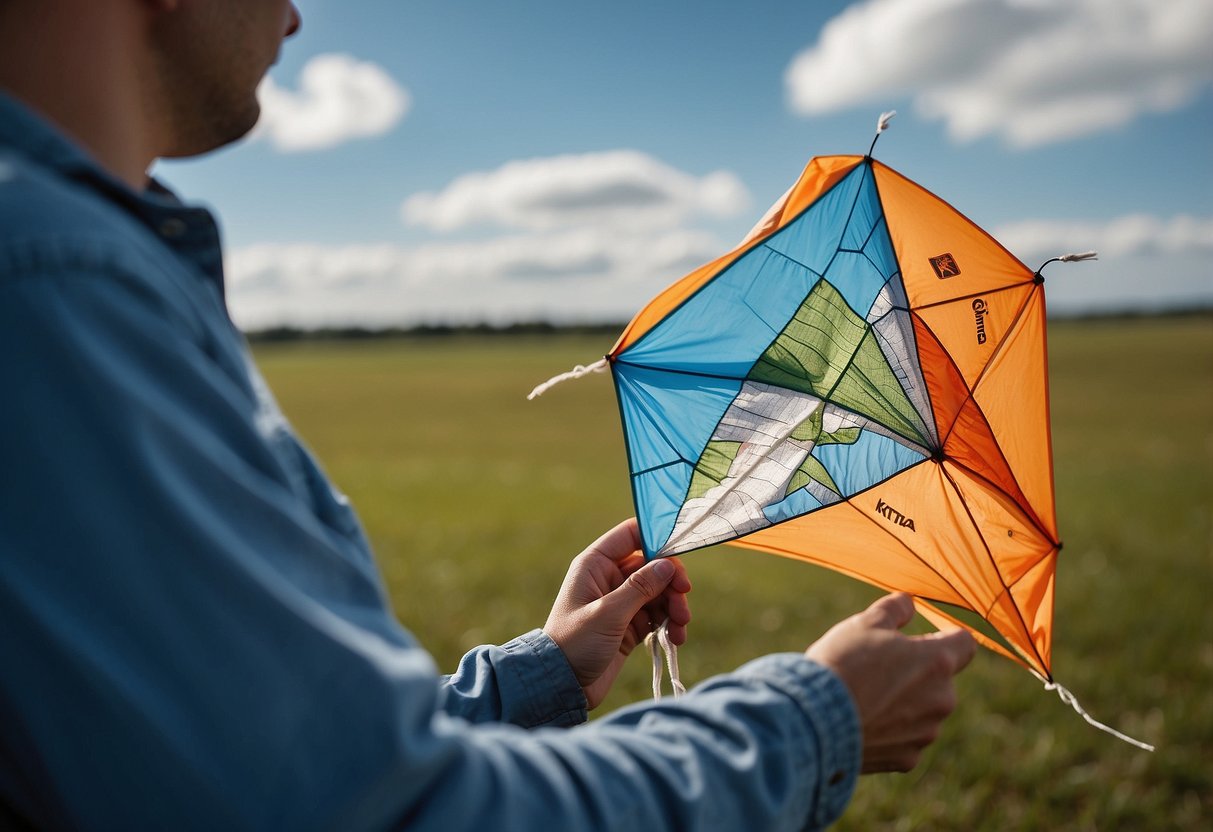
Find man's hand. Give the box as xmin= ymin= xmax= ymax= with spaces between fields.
xmin=806 ymin=593 xmax=976 ymax=773
xmin=544 ymin=519 xmax=691 ymax=709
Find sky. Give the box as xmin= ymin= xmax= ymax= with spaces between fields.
xmin=158 ymin=0 xmax=1213 ymax=331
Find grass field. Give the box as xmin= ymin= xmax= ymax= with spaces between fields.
xmin=254 ymin=314 xmax=1212 ymax=830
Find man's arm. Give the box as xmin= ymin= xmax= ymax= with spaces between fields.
xmin=0 ymin=260 xmax=970 ymax=831
xmin=0 ymin=258 xmax=862 ymax=831
xmin=438 ymin=630 xmax=589 ymax=728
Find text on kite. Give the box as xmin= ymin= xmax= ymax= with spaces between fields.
xmin=875 ymin=498 xmax=916 ymax=532
xmin=972 ymin=298 xmax=989 ymax=344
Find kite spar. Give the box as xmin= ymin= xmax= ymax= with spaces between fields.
xmin=530 ymin=115 xmax=1152 ymax=750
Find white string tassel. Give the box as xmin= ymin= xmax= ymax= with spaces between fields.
xmin=1058 ymin=250 xmax=1098 ymax=262
xmin=646 ymin=628 xmax=663 ymax=700
xmin=1041 ymin=678 xmax=1155 ymax=751
xmin=645 ymin=618 xmax=686 ymax=700
xmin=526 ymin=357 xmax=608 ymax=400
xmin=868 ymin=110 xmax=898 ymax=156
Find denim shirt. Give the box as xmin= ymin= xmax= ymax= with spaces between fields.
xmin=0 ymin=92 xmax=860 ymax=831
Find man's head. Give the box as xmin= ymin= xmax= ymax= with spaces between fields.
xmin=0 ymin=0 xmax=301 ymax=183
xmin=148 ymin=0 xmax=301 ymax=158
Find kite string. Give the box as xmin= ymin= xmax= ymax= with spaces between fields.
xmin=526 ymin=358 xmax=609 ymax=400
xmin=645 ymin=618 xmax=686 ymax=700
xmin=1038 ymin=677 xmax=1156 ymax=752
xmin=645 ymin=630 xmax=1154 ymax=750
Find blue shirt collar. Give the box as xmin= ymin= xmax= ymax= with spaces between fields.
xmin=0 ymin=89 xmax=228 ymax=296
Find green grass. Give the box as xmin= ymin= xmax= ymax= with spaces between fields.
xmin=254 ymin=315 xmax=1212 ymax=830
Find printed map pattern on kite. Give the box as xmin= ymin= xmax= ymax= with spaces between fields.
xmin=608 ymin=154 xmax=1061 ymax=680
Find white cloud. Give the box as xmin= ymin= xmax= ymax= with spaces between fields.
xmin=255 ymin=54 xmax=410 ymax=152
xmin=401 ymin=150 xmax=750 ymax=232
xmin=995 ymin=214 xmax=1213 ymax=259
xmin=225 ymin=228 xmax=726 ymax=330
xmin=225 ymin=210 xmax=1212 ymax=329
xmin=225 ymin=151 xmax=751 ymax=329
xmin=786 ymin=0 xmax=1213 ymax=147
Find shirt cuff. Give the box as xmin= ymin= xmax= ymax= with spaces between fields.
xmin=499 ymin=629 xmax=588 ymax=728
xmin=733 ymin=653 xmax=861 ymax=829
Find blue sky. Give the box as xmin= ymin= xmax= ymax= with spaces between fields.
xmin=159 ymin=0 xmax=1213 ymax=330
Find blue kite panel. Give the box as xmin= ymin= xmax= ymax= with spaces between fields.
xmin=614 ymin=363 xmax=741 ymax=474
xmin=815 ymin=430 xmax=927 ymax=497
xmin=865 ymin=216 xmax=900 ymax=283
xmin=621 ymin=163 xmax=866 ymax=376
xmin=634 ymin=462 xmax=694 ymax=557
xmin=619 ymin=249 xmax=819 ymax=378
xmin=762 ymin=163 xmax=867 ymax=276
xmin=824 ymin=250 xmax=890 ymax=322
xmin=839 ymin=164 xmax=881 ymax=253
xmin=740 ymin=252 xmax=822 ymax=334
xmin=763 ymin=486 xmax=826 ymax=526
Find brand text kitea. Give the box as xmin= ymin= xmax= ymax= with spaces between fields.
xmin=875 ymin=498 xmax=916 ymax=532
xmin=972 ymin=298 xmax=989 ymax=344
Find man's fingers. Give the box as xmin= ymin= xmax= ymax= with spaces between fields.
xmin=663 ymin=556 xmax=692 ymax=594
xmin=863 ymin=592 xmax=916 ymax=631
xmin=600 ymin=557 xmax=677 ymax=623
xmin=584 ymin=518 xmax=643 ymax=564
xmin=663 ymin=620 xmax=688 ymax=646
xmin=922 ymin=627 xmax=978 ymax=672
xmin=662 ymin=580 xmax=692 ymax=627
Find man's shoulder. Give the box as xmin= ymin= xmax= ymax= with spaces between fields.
xmin=0 ymin=149 xmax=167 ymax=278
xmin=1 ymin=149 xmax=118 ymax=230
xmin=0 ymin=149 xmax=226 ymax=348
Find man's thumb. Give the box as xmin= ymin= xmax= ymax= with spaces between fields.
xmin=606 ymin=558 xmax=675 ymax=617
xmin=864 ymin=592 xmax=916 ymax=630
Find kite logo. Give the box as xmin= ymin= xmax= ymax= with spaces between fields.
xmin=972 ymin=298 xmax=989 ymax=344
xmin=929 ymin=252 xmax=961 ymax=279
xmin=875 ymin=498 xmax=916 ymax=532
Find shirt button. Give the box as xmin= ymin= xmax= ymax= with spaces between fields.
xmin=828 ymin=769 xmax=846 ymax=786
xmin=159 ymin=217 xmax=188 ymax=238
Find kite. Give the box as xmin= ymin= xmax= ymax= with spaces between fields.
xmin=530 ymin=114 xmax=1151 ymax=749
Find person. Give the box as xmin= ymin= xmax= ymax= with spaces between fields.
xmin=0 ymin=2 xmax=977 ymax=829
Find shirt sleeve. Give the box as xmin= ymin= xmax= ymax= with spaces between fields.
xmin=0 ymin=265 xmax=860 ymax=832
xmin=439 ymin=630 xmax=588 ymax=728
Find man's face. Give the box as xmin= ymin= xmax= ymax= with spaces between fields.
xmin=152 ymin=0 xmax=301 ymax=158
